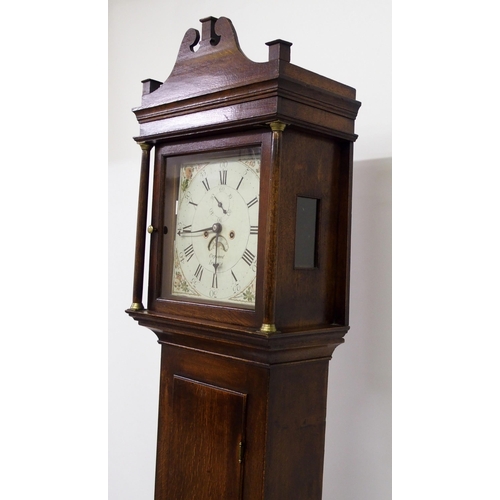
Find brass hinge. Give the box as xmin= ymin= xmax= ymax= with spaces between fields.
xmin=238 ymin=441 xmax=245 ymax=464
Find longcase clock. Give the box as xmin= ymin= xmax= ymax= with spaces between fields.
xmin=126 ymin=16 xmax=361 ymax=500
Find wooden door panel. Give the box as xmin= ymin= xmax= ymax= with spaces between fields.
xmin=165 ymin=376 xmax=247 ymax=500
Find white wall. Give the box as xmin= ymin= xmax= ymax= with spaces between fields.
xmin=109 ymin=1 xmax=391 ymax=499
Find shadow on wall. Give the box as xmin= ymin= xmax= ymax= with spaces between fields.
xmin=323 ymin=157 xmax=392 ymax=500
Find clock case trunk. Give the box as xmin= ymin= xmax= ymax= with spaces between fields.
xmin=126 ymin=16 xmax=360 ymax=500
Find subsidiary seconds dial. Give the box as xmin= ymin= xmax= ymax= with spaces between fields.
xmin=171 ymin=150 xmax=260 ymax=307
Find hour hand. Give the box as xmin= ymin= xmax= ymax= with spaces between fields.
xmin=177 ymin=222 xmax=222 ymax=236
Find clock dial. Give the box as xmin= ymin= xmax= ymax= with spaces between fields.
xmin=169 ymin=149 xmax=260 ymax=307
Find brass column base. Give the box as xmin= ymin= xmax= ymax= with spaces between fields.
xmin=129 ymin=302 xmax=144 ymax=311
xmin=260 ymin=323 xmax=277 ymax=334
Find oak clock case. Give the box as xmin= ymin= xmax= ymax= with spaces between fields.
xmin=126 ymin=15 xmax=360 ymax=500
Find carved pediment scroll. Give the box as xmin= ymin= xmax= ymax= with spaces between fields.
xmin=139 ymin=16 xmax=282 ymax=108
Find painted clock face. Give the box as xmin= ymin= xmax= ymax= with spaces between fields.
xmin=169 ymin=148 xmax=260 ymax=308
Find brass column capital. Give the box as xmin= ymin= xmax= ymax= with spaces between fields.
xmin=269 ymin=121 xmax=287 ymax=133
